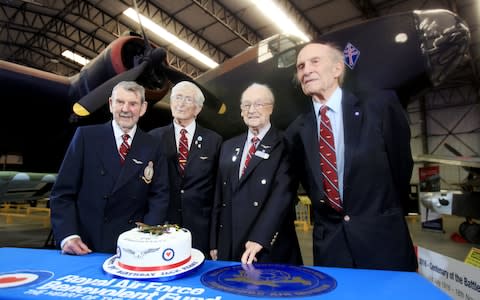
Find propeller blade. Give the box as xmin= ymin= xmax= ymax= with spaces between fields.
xmin=73 ymin=60 xmax=149 ymax=116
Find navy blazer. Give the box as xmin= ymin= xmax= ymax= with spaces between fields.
xmin=286 ymin=89 xmax=417 ymax=271
xmin=50 ymin=122 xmax=170 ymax=253
xmin=149 ymin=124 xmax=222 ymax=256
xmin=210 ymin=126 xmax=302 ymax=264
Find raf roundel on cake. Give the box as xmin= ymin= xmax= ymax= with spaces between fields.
xmin=102 ymin=223 xmax=205 ymax=280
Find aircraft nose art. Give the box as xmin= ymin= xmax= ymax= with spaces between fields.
xmin=414 ymin=9 xmax=471 ymax=86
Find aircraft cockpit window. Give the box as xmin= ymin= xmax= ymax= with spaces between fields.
xmin=258 ymin=43 xmax=274 ymax=63
xmin=257 ymin=34 xmax=303 ymax=64
xmin=277 ymin=49 xmax=297 ymax=69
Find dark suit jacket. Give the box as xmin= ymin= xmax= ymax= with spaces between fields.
xmin=285 ymin=89 xmax=417 ymax=271
xmin=50 ymin=122 xmax=170 ymax=253
xmin=149 ymin=124 xmax=222 ymax=256
xmin=210 ymin=126 xmax=302 ymax=264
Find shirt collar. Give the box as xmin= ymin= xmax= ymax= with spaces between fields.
xmin=313 ymin=87 xmax=343 ymax=116
xmin=247 ymin=123 xmax=271 ymax=142
xmin=174 ymin=120 xmax=196 ymax=137
xmin=112 ymin=120 xmax=136 ymax=142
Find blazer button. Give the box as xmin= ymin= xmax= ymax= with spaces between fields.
xmin=261 ymin=179 xmax=267 ymax=184
xmin=253 ymin=201 xmax=259 ymax=207
xmin=100 ymin=170 xmax=105 ymax=175
xmin=319 ymin=199 xmax=325 ymax=203
xmin=344 ymin=215 xmax=350 ymax=222
xmin=219 ymin=224 xmax=223 ymax=228
xmin=223 ymin=181 xmax=227 ymax=185
xmin=180 ymin=189 xmax=185 ymax=194
xmin=222 ymin=203 xmax=226 ymax=207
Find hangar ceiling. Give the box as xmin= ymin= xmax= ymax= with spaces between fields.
xmin=0 ymin=0 xmax=479 ymax=188
xmin=0 ymin=0 xmax=478 ymax=90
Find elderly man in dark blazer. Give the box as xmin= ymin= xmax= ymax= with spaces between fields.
xmin=285 ymin=42 xmax=417 ymax=271
xmin=149 ymin=81 xmax=222 ymax=258
xmin=210 ymin=83 xmax=302 ymax=265
xmin=50 ymin=81 xmax=169 ymax=255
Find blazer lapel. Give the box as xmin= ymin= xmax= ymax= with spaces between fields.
xmin=164 ymin=125 xmax=181 ymax=175
xmin=240 ymin=127 xmax=278 ymax=181
xmin=100 ymin=123 xmax=122 ymax=180
xmin=299 ymin=110 xmax=324 ymax=192
xmin=185 ymin=127 xmax=203 ymax=171
xmin=342 ymin=91 xmax=362 ymax=192
xmin=112 ymin=130 xmax=149 ymax=193
xmin=230 ymin=134 xmax=246 ymax=187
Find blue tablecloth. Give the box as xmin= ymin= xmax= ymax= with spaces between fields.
xmin=0 ymin=247 xmax=449 ymax=299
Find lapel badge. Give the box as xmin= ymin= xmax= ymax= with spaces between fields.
xmin=142 ymin=161 xmax=154 ymax=184
xmin=232 ymin=147 xmax=240 ymax=162
xmin=194 ymin=136 xmax=203 ymax=149
xmin=132 ymin=158 xmax=143 ymax=165
xmin=255 ymin=151 xmax=269 ymax=159
xmin=260 ymin=144 xmax=271 ymax=149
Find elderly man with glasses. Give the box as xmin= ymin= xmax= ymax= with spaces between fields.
xmin=210 ymin=83 xmax=303 ymax=265
xmin=149 ymin=81 xmax=222 ymax=258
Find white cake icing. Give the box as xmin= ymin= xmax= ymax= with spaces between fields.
xmin=116 ymin=225 xmax=192 ymax=272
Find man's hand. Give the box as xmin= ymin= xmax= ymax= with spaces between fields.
xmin=62 ymin=237 xmax=92 ymax=255
xmin=241 ymin=241 xmax=263 ymax=264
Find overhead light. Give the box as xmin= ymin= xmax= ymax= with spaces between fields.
xmin=61 ymin=50 xmax=90 ymax=66
xmin=123 ymin=8 xmax=219 ymax=69
xmin=251 ymin=0 xmax=311 ymax=42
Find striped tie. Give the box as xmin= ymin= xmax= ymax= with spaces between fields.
xmin=119 ymin=134 xmax=130 ymax=164
xmin=178 ymin=128 xmax=189 ymax=176
xmin=319 ymin=106 xmax=342 ymax=212
xmin=242 ymin=136 xmax=259 ymax=176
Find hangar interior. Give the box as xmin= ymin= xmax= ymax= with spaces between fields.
xmin=1 ymin=0 xmax=479 ymax=265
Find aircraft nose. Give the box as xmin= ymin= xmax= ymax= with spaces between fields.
xmin=414 ymin=9 xmax=471 ymax=86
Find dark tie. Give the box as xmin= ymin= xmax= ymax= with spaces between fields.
xmin=178 ymin=128 xmax=189 ymax=176
xmin=319 ymin=106 xmax=342 ymax=212
xmin=119 ymin=134 xmax=130 ymax=164
xmin=242 ymin=136 xmax=259 ymax=176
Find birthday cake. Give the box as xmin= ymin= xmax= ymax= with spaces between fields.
xmin=103 ymin=223 xmax=204 ymax=280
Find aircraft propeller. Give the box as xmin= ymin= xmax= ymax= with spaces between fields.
xmin=72 ymin=48 xmax=164 ymax=116
xmin=72 ymin=0 xmax=187 ymax=117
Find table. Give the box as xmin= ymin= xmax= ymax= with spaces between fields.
xmin=0 ymin=247 xmax=449 ymax=299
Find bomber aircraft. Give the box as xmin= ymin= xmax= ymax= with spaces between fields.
xmin=0 ymin=8 xmax=472 ymax=176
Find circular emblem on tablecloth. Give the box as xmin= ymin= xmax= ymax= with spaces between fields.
xmin=0 ymin=270 xmax=53 ymax=288
xmin=200 ymin=264 xmax=337 ymax=297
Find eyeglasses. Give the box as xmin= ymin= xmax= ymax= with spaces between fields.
xmin=172 ymin=94 xmax=195 ymax=104
xmin=240 ymin=102 xmax=273 ymax=110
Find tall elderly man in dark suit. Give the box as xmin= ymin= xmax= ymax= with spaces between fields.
xmin=210 ymin=83 xmax=302 ymax=265
xmin=285 ymin=42 xmax=417 ymax=271
xmin=50 ymin=81 xmax=170 ymax=255
xmin=149 ymin=81 xmax=222 ymax=258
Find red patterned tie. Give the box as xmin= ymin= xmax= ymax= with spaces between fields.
xmin=242 ymin=136 xmax=259 ymax=176
xmin=178 ymin=128 xmax=189 ymax=176
xmin=119 ymin=134 xmax=130 ymax=164
xmin=319 ymin=106 xmax=342 ymax=212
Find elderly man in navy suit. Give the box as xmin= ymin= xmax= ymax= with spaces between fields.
xmin=50 ymin=81 xmax=170 ymax=255
xmin=149 ymin=81 xmax=222 ymax=258
xmin=285 ymin=42 xmax=417 ymax=271
xmin=210 ymin=83 xmax=302 ymax=265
